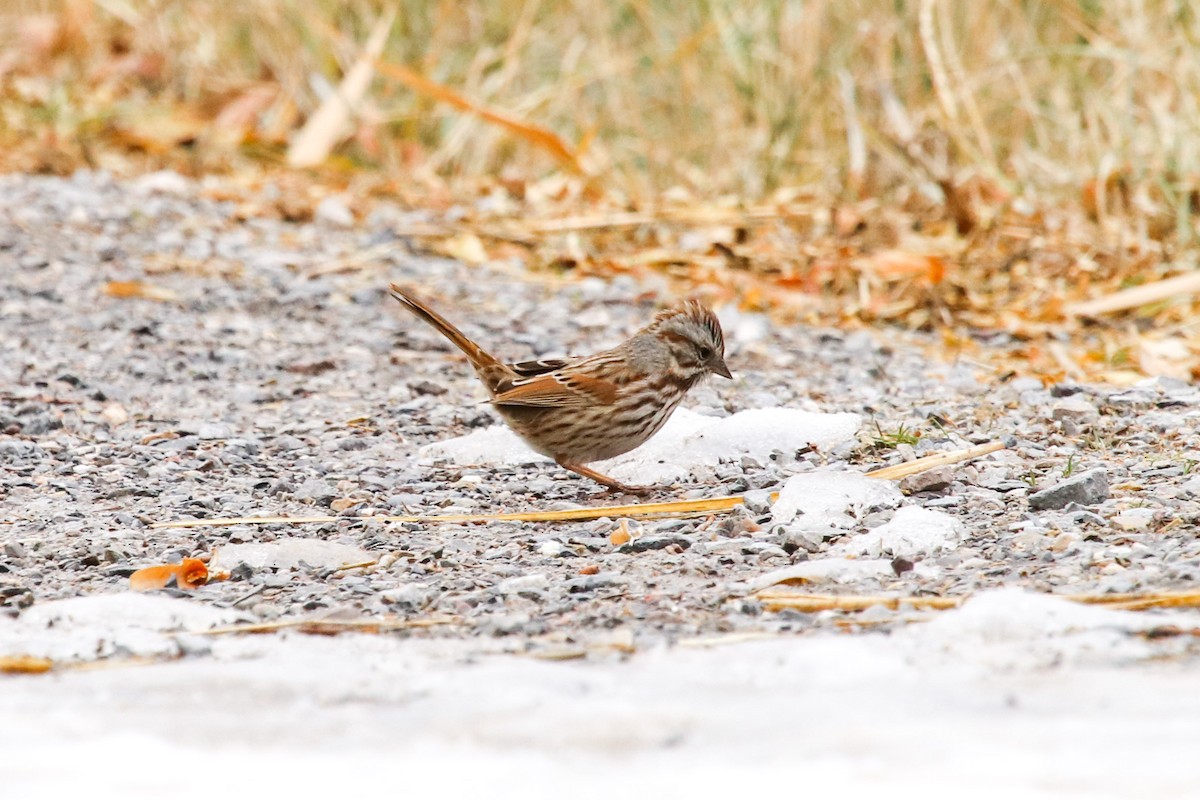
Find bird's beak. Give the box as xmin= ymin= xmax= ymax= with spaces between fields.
xmin=712 ymin=359 xmax=732 ymax=379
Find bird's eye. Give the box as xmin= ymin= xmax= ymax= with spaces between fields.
xmin=697 ymin=346 xmax=712 ymax=360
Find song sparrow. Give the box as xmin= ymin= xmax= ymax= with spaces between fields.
xmin=389 ymin=284 xmax=731 ymax=494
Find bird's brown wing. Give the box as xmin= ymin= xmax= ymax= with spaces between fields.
xmin=491 ymin=372 xmax=618 ymax=408
xmin=508 ymin=358 xmax=574 ymax=377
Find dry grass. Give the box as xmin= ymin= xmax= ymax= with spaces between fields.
xmin=2 ymin=1 xmax=1197 ymax=201
xmin=4 ymin=1 xmax=1200 ymax=379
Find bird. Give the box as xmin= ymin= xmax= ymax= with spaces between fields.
xmin=389 ymin=284 xmax=731 ymax=495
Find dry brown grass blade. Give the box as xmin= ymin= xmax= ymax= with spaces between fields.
xmin=149 ymin=441 xmax=1005 ymax=530
xmin=756 ymin=591 xmax=965 ymax=612
xmin=150 ymin=496 xmax=746 ymax=529
xmin=865 ymin=441 xmax=1006 ymax=480
xmin=508 ymin=204 xmax=817 ymax=235
xmin=755 ymin=589 xmax=1200 ymax=614
xmin=102 ymin=280 xmax=180 ymax=303
xmin=287 ymin=7 xmax=395 ymax=168
xmin=375 ymin=60 xmax=582 ymax=173
xmin=198 ymin=615 xmax=461 ymax=636
xmin=1068 ymin=590 xmax=1200 ymax=611
xmin=1064 ymin=272 xmax=1200 ymax=318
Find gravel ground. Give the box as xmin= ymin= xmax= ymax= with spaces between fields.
xmin=3 ymin=172 xmax=1200 ymax=795
xmin=4 ymin=170 xmax=1199 ymax=641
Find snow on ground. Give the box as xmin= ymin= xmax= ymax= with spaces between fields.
xmin=770 ymin=470 xmax=903 ymax=531
xmin=831 ymin=505 xmax=965 ymax=559
xmin=3 ymin=589 xmax=1199 ymax=799
xmin=421 ymin=407 xmax=862 ymax=485
xmin=210 ymin=539 xmax=372 ymax=571
xmin=0 ymin=593 xmax=241 ymax=661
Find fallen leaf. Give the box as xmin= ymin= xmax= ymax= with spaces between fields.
xmin=130 ymin=557 xmax=213 ymax=591
xmin=861 ymin=250 xmax=947 ymax=283
xmin=330 ymin=498 xmax=361 ymax=513
xmin=433 ymin=232 xmax=489 ymax=265
xmin=103 ymin=280 xmax=180 ymax=302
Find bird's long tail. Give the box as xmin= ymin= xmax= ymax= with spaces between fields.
xmin=389 ymin=284 xmax=511 ymax=387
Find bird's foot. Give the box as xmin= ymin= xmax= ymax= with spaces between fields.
xmin=557 ymin=462 xmax=656 ymax=497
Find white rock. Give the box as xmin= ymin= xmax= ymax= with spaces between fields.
xmin=497 ymin=574 xmax=549 ymax=595
xmin=537 ymin=541 xmax=567 ymax=557
xmin=1051 ymin=395 xmax=1099 ymax=423
xmin=1111 ymin=508 xmax=1156 ymax=532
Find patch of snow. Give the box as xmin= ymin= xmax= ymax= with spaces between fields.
xmin=833 ymin=506 xmax=964 ymax=559
xmin=900 ymin=587 xmax=1188 ymax=670
xmin=770 ymin=471 xmax=903 ymax=542
xmin=420 ymin=424 xmax=551 ymax=466
xmin=744 ymin=558 xmax=897 ymax=591
xmin=604 ymin=408 xmax=861 ymax=485
xmin=211 ymin=539 xmax=373 ymax=571
xmin=421 ymin=407 xmax=862 ymax=486
xmin=0 ymin=593 xmax=241 ymax=661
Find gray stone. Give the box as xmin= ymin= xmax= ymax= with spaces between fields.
xmin=619 ymin=534 xmax=693 ymax=553
xmin=380 ymin=583 xmax=435 ymax=609
xmin=0 ymin=440 xmax=44 ymax=459
xmin=741 ymin=489 xmax=773 ymax=515
xmin=1029 ymin=468 xmax=1109 ymax=510
xmin=272 ymin=435 xmax=306 ymax=452
xmin=900 ymin=465 xmax=956 ymax=494
xmin=1051 ymin=396 xmax=1099 ymax=424
xmin=497 ymin=573 xmax=549 ymax=595
xmin=566 ymin=572 xmax=625 ymax=593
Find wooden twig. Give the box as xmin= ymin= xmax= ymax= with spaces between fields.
xmin=150 ymin=495 xmax=745 ymax=529
xmin=864 ymin=441 xmax=1006 ymax=480
xmin=1064 ymin=272 xmax=1200 ymax=317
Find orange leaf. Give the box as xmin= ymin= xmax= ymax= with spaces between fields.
xmin=129 ymin=557 xmax=211 ymax=591
xmin=103 ymin=280 xmax=179 ymax=302
xmin=862 ymin=251 xmax=947 ymax=284
xmin=176 ymin=557 xmax=211 ymax=590
xmin=129 ymin=564 xmax=180 ymax=591
xmin=375 ymin=60 xmax=583 ymax=173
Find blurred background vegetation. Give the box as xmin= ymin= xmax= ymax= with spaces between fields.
xmin=2 ymin=0 xmax=1198 ymax=210
xmin=5 ymin=1 xmax=1200 ymax=381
